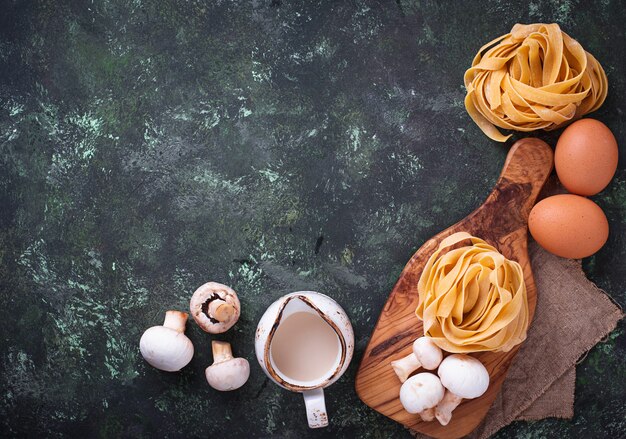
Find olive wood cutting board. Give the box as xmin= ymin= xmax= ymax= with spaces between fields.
xmin=355 ymin=138 xmax=554 ymax=439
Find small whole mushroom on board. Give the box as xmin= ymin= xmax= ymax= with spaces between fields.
xmin=391 ymin=337 xmax=443 ymax=382
xmin=435 ymin=354 xmax=490 ymax=426
xmin=399 ymin=372 xmax=445 ymax=422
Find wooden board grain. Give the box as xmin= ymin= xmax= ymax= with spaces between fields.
xmin=355 ymin=138 xmax=554 ymax=439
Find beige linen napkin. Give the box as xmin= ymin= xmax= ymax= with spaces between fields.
xmin=412 ymin=242 xmax=623 ymax=439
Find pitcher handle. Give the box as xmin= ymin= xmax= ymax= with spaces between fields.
xmin=302 ymin=388 xmax=328 ymax=428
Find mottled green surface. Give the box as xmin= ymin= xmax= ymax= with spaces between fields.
xmin=0 ymin=0 xmax=624 ymax=437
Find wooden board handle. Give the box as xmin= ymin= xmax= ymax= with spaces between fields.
xmin=497 ymin=138 xmax=554 ymax=215
xmin=470 ymin=139 xmax=553 ymax=237
xmin=356 ymin=137 xmax=554 ymax=439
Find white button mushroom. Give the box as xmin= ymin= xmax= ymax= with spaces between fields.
xmin=399 ymin=372 xmax=445 ymax=422
xmin=205 ymin=341 xmax=250 ymax=391
xmin=190 ymin=282 xmax=241 ymax=334
xmin=391 ymin=336 xmax=443 ymax=382
xmin=435 ymin=354 xmax=490 ymax=426
xmin=139 ymin=310 xmax=194 ymax=372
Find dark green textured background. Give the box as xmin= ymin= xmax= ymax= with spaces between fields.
xmin=1 ymin=0 xmax=624 ymax=438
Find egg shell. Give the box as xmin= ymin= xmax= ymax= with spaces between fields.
xmin=528 ymin=194 xmax=608 ymax=259
xmin=555 ymin=119 xmax=618 ymax=196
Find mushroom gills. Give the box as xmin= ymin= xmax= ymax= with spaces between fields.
xmin=201 ymin=292 xmax=233 ymax=323
xmin=190 ymin=282 xmax=241 ymax=334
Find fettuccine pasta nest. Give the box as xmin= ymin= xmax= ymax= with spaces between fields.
xmin=416 ymin=232 xmax=529 ymax=353
xmin=464 ymin=23 xmax=608 ymax=142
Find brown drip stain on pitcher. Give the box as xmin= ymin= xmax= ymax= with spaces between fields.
xmin=263 ymin=295 xmax=347 ymax=392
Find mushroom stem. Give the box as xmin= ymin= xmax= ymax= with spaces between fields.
xmin=419 ymin=407 xmax=436 ymax=422
xmin=209 ymin=300 xmax=236 ymax=323
xmin=391 ymin=354 xmax=421 ymax=383
xmin=163 ymin=310 xmax=188 ymax=333
xmin=212 ymin=340 xmax=234 ymax=363
xmin=435 ymin=391 xmax=463 ymax=426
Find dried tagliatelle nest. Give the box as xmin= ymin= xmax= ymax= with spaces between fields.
xmin=464 ymin=23 xmax=608 ymax=142
xmin=416 ymin=232 xmax=529 ymax=353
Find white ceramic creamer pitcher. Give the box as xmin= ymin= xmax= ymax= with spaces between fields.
xmin=255 ymin=291 xmax=354 ymax=428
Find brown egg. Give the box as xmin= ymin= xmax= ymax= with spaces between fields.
xmin=529 ymin=194 xmax=608 ymax=259
xmin=555 ymin=118 xmax=618 ymax=196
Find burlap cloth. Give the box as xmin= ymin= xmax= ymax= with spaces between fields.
xmin=411 ymin=242 xmax=623 ymax=439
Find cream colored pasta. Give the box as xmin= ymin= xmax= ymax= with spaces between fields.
xmin=464 ymin=23 xmax=608 ymax=142
xmin=416 ymin=232 xmax=528 ymax=353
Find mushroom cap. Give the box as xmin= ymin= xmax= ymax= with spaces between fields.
xmin=205 ymin=357 xmax=250 ymax=391
xmin=139 ymin=326 xmax=194 ymax=372
xmin=190 ymin=282 xmax=241 ymax=334
xmin=412 ymin=337 xmax=443 ymax=370
xmin=438 ymin=354 xmax=490 ymax=399
xmin=399 ymin=372 xmax=445 ymax=414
